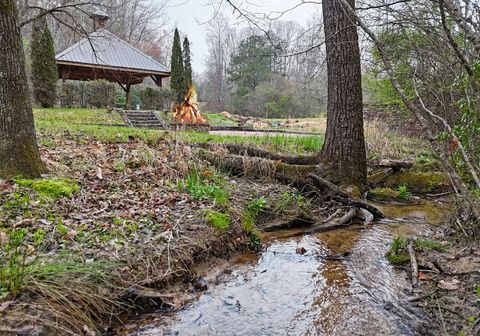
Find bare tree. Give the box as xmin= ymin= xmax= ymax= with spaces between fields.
xmin=203 ymin=13 xmax=237 ymax=112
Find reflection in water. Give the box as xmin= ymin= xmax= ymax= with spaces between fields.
xmin=126 ymin=200 xmax=449 ymax=336
xmin=312 ymin=228 xmax=360 ymax=335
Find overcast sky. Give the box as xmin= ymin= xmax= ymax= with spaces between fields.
xmin=164 ymin=0 xmax=321 ymax=73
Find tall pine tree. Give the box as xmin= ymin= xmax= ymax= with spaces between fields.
xmin=183 ymin=36 xmax=193 ymax=91
xmin=31 ymin=15 xmax=58 ymax=108
xmin=170 ymin=28 xmax=185 ymax=102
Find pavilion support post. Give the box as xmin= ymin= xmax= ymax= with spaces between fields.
xmin=125 ymin=83 xmax=131 ymax=110
xmin=61 ymin=70 xmax=66 ymax=95
xmin=60 ymin=69 xmax=67 ymax=107
xmin=151 ymin=75 xmax=162 ymax=87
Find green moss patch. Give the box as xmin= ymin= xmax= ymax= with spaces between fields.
xmin=205 ymin=210 xmax=231 ymax=230
xmin=382 ymin=171 xmax=450 ymax=193
xmin=15 ymin=178 xmax=79 ymax=200
xmin=368 ymin=187 xmax=403 ymax=202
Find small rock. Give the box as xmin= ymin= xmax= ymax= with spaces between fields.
xmin=193 ymin=276 xmax=208 ymax=291
xmin=296 ymin=246 xmax=307 ymax=254
xmin=0 ymin=300 xmax=14 ymax=313
xmin=438 ymin=278 xmax=460 ymax=290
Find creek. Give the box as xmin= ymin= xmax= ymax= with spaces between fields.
xmin=124 ymin=199 xmax=451 ymax=336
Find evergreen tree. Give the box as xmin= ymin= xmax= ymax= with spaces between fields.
xmin=183 ymin=36 xmax=193 ymax=91
xmin=31 ymin=15 xmax=58 ymax=108
xmin=170 ymin=28 xmax=185 ymax=102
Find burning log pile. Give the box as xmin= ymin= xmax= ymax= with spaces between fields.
xmin=172 ymin=85 xmax=206 ymax=125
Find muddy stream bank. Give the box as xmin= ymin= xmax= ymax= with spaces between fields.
xmin=120 ymin=199 xmax=451 ymax=336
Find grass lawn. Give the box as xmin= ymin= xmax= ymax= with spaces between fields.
xmin=34 ymin=108 xmax=324 ymax=154
xmin=34 ymin=108 xmax=124 ymax=125
xmin=33 ymin=108 xmax=428 ymax=159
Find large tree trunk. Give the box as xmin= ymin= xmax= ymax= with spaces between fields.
xmin=321 ymin=0 xmax=366 ymax=189
xmin=0 ymin=0 xmax=44 ymax=179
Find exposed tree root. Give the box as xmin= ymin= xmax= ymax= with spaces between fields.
xmin=307 ymin=174 xmax=384 ymax=219
xmin=339 ymin=207 xmax=361 ymax=225
xmin=199 ymin=149 xmax=384 ymax=220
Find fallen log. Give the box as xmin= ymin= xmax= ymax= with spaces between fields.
xmin=198 ymin=143 xmax=413 ymax=173
xmin=196 ymin=143 xmax=320 ymax=165
xmin=369 ymin=159 xmax=413 ymax=171
xmin=198 ymin=149 xmax=317 ymax=183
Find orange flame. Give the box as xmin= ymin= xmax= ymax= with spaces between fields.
xmin=172 ymin=85 xmax=206 ymax=124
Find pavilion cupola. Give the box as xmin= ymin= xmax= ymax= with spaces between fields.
xmin=90 ymin=9 xmax=109 ymax=30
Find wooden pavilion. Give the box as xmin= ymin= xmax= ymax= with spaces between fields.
xmin=55 ymin=10 xmax=170 ymax=109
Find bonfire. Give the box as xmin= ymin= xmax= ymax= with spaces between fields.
xmin=172 ymin=84 xmax=206 ymax=124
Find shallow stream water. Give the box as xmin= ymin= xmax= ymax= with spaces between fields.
xmin=124 ymin=199 xmax=451 ymax=336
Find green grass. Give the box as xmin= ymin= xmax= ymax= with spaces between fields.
xmin=33 ymin=108 xmax=324 ymax=152
xmin=204 ymin=112 xmax=238 ymax=126
xmin=0 ymin=228 xmax=32 ymax=299
xmin=386 ymin=237 xmax=448 ymax=265
xmin=180 ymin=131 xmax=323 ymax=154
xmin=241 ymin=197 xmax=267 ymax=232
xmin=178 ymin=168 xmax=229 ymax=206
xmin=397 ymin=185 xmax=411 ymax=200
xmin=38 ymin=123 xmax=164 ymax=143
xmin=385 ymin=237 xmax=410 ymax=265
xmin=34 ymin=108 xmax=167 ymax=143
xmin=34 ymin=108 xmax=123 ymax=125
xmin=414 ymin=239 xmax=448 ymax=252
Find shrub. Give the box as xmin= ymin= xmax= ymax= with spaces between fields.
xmin=397 ymin=185 xmax=411 ymax=200
xmin=138 ymin=87 xmax=175 ymax=110
xmin=60 ymin=80 xmax=117 ymax=108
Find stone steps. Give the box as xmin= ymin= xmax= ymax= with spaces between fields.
xmin=121 ymin=111 xmax=166 ymax=129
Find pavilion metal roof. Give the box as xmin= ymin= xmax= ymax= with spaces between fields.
xmin=55 ymin=29 xmax=170 ymax=75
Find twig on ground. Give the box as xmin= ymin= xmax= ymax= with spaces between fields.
xmin=408 ymin=238 xmax=419 ymax=289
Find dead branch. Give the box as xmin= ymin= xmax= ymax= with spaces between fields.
xmin=408 ymin=238 xmax=419 ymax=289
